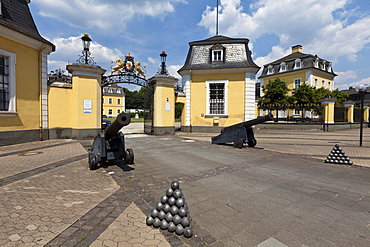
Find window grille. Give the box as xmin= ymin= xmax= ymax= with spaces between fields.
xmin=209 ymin=83 xmax=225 ymax=114
xmin=0 ymin=55 xmax=9 ymax=111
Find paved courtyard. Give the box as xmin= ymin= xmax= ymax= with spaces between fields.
xmin=0 ymin=125 xmax=369 ymax=246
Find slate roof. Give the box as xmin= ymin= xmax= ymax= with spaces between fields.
xmin=178 ymin=35 xmax=260 ymax=72
xmin=0 ymin=0 xmax=55 ymax=50
xmin=103 ymin=84 xmax=125 ymax=96
xmin=259 ymin=51 xmax=336 ymax=79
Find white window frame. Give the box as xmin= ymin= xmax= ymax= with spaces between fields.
xmin=206 ymin=80 xmax=228 ymax=116
xmin=0 ymin=49 xmax=16 ymax=116
xmin=117 ymin=98 xmax=121 ymax=105
xmin=279 ymin=62 xmax=286 ymax=72
xmin=314 ymin=58 xmax=319 ymax=68
xmin=108 ymin=109 xmax=113 ymax=116
xmin=294 ymin=78 xmax=301 ymax=89
xmin=322 ymin=80 xmax=325 ymax=88
xmin=314 ymin=78 xmax=318 ymax=88
xmin=328 ymin=81 xmax=331 ymax=90
xmin=267 ymin=65 xmax=274 ymax=74
xmin=294 ymin=59 xmax=302 ymax=69
xmin=212 ymin=49 xmax=223 ymax=62
xmin=321 ymin=62 xmax=326 ymax=70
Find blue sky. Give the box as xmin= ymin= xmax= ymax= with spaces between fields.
xmin=29 ymin=0 xmax=370 ymax=91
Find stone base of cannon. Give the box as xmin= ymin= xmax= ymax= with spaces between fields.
xmin=211 ymin=114 xmax=273 ymax=148
xmin=88 ymin=112 xmax=134 ymax=170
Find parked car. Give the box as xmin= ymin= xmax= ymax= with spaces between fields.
xmin=102 ymin=119 xmax=111 ymax=130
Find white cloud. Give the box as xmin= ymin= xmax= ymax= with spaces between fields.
xmin=334 ymin=70 xmax=358 ymax=89
xmin=349 ymin=77 xmax=370 ymax=89
xmin=48 ymin=35 xmax=124 ymax=74
xmin=33 ymin=0 xmax=187 ymax=33
xmin=148 ymin=57 xmax=156 ymax=64
xmin=168 ymin=65 xmax=182 ymax=79
xmin=199 ymin=0 xmax=370 ymax=63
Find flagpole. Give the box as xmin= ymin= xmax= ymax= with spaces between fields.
xmin=216 ymin=0 xmax=219 ymax=35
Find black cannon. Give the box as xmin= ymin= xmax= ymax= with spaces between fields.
xmin=211 ymin=114 xmax=273 ymax=148
xmin=88 ymin=112 xmax=134 ymax=170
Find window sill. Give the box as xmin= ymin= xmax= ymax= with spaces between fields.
xmin=0 ymin=111 xmax=18 ymax=117
xmin=205 ymin=114 xmax=228 ymax=118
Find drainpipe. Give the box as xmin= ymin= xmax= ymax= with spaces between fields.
xmin=39 ymin=44 xmax=47 ymax=141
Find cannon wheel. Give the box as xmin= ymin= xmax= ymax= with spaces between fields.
xmin=233 ymin=138 xmax=244 ymax=149
xmin=126 ymin=148 xmax=134 ymax=164
xmin=247 ymin=138 xmax=257 ymax=147
xmin=88 ymin=153 xmax=98 ymax=170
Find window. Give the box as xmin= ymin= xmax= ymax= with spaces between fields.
xmin=117 ymin=109 xmax=121 ymax=114
xmin=328 ymin=81 xmax=331 ymax=90
xmin=322 ymin=80 xmax=325 ymax=88
xmin=294 ymin=59 xmax=301 ymax=69
xmin=117 ymin=98 xmax=121 ymax=105
xmin=102 ymin=97 xmax=104 ymax=104
xmin=314 ymin=58 xmax=319 ymax=68
xmin=108 ymin=88 xmax=113 ymax=93
xmin=108 ymin=98 xmax=112 ymax=104
xmin=294 ymin=78 xmax=301 ymax=88
xmin=294 ymin=109 xmax=300 ymax=115
xmin=206 ymin=80 xmax=228 ymax=115
xmin=108 ymin=109 xmax=112 ymax=115
xmin=321 ymin=62 xmax=326 ymax=70
xmin=0 ymin=50 xmax=16 ymax=114
xmin=327 ymin=63 xmax=332 ymax=72
xmin=267 ymin=65 xmax=274 ymax=74
xmin=117 ymin=89 xmax=121 ymax=94
xmin=279 ymin=62 xmax=286 ymax=72
xmin=212 ymin=50 xmax=222 ymax=61
xmin=314 ymin=78 xmax=318 ymax=88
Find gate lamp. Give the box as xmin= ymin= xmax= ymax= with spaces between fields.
xmin=78 ymin=33 xmax=95 ymax=65
xmin=159 ymin=51 xmax=169 ymax=75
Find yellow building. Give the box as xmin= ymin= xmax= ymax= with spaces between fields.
xmin=103 ymin=84 xmax=125 ymax=117
xmin=258 ymin=45 xmax=337 ymax=118
xmin=0 ymin=0 xmax=55 ymax=145
xmin=177 ymin=35 xmax=260 ymax=132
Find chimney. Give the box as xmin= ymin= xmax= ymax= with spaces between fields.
xmin=292 ymin=45 xmax=302 ymax=53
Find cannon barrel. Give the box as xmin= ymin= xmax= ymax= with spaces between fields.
xmin=104 ymin=112 xmax=131 ymax=140
xmin=222 ymin=113 xmax=273 ymax=132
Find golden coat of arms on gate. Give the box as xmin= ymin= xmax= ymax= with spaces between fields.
xmin=111 ymin=53 xmax=146 ymax=78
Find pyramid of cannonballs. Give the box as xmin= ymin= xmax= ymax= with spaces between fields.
xmin=146 ymin=181 xmax=193 ymax=238
xmin=325 ymin=144 xmax=353 ymax=165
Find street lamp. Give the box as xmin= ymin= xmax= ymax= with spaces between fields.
xmin=78 ymin=33 xmax=95 ymax=65
xmin=159 ymin=50 xmax=169 ymax=75
xmin=356 ymin=85 xmax=369 ymax=146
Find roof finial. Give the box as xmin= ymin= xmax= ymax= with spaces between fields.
xmin=216 ymin=0 xmax=219 ymax=36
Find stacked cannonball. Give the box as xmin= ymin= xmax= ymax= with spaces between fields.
xmin=325 ymin=144 xmax=353 ymax=165
xmin=146 ymin=181 xmax=193 ymax=238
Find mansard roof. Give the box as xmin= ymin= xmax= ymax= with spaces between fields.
xmin=103 ymin=84 xmax=125 ymax=96
xmin=259 ymin=50 xmax=336 ymax=79
xmin=0 ymin=0 xmax=55 ymax=50
xmin=178 ymin=35 xmax=260 ymax=73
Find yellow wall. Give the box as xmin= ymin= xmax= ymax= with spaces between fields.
xmin=103 ymin=94 xmax=124 ymax=117
xmin=0 ymin=36 xmax=42 ymax=131
xmin=48 ymin=86 xmax=72 ymax=128
xmin=153 ymin=83 xmax=175 ymax=127
xmin=190 ymin=72 xmax=246 ymax=127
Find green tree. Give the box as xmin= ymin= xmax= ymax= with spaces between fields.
xmin=257 ymin=78 xmax=289 ymax=120
xmin=291 ymin=83 xmax=316 ymax=119
xmin=330 ymin=89 xmax=348 ymax=106
xmin=122 ymin=87 xmax=145 ymax=109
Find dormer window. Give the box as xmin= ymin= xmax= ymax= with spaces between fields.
xmin=314 ymin=58 xmax=319 ymax=68
xmin=294 ymin=59 xmax=302 ymax=69
xmin=279 ymin=62 xmax=287 ymax=72
xmin=327 ymin=63 xmax=332 ymax=72
xmin=321 ymin=62 xmax=326 ymax=70
xmin=267 ymin=65 xmax=274 ymax=74
xmin=108 ymin=88 xmax=113 ymax=93
xmin=117 ymin=89 xmax=121 ymax=94
xmin=210 ymin=44 xmax=225 ymax=63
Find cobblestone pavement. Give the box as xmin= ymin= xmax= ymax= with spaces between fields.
xmin=0 ymin=126 xmax=369 ymax=247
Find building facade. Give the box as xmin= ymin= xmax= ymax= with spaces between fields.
xmin=258 ymin=45 xmax=337 ymax=118
xmin=103 ymin=84 xmax=125 ymax=117
xmin=177 ymin=35 xmax=260 ymax=132
xmin=0 ymin=0 xmax=55 ymax=145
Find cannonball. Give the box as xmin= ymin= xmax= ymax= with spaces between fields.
xmin=173 ymin=189 xmax=182 ymax=199
xmin=334 ymin=160 xmax=339 ymax=164
xmin=151 ymin=209 xmax=159 ymax=218
xmin=156 ymin=202 xmax=164 ymax=211
xmin=153 ymin=218 xmax=161 ymax=228
xmin=173 ymin=215 xmax=182 ymax=225
xmin=181 ymin=217 xmax=191 ymax=227
xmin=146 ymin=216 xmax=154 ymax=226
xmin=335 ymin=144 xmax=339 ymax=148
xmin=325 ymin=159 xmax=329 ymax=163
xmin=171 ymin=181 xmax=180 ymax=190
xmin=344 ymin=161 xmax=348 ymax=164
xmin=163 ymin=204 xmax=171 ymax=213
xmin=176 ymin=198 xmax=185 ymax=208
xmin=161 ymin=195 xmax=169 ymax=204
xmin=339 ymin=160 xmax=344 ymax=164
xmin=165 ymin=212 xmax=173 ymax=222
xmin=179 ymin=207 xmax=187 ymax=217
xmin=166 ymin=188 xmax=174 ymax=197
xmin=158 ymin=210 xmax=166 ymax=220
xmin=168 ymin=197 xmax=176 ymax=206
xmin=348 ymin=161 xmax=353 ymax=165
xmin=170 ymin=205 xmax=179 ymax=215
xmin=184 ymin=227 xmax=193 ymax=238
xmin=168 ymin=222 xmax=176 ymax=232
xmin=160 ymin=220 xmax=169 ymax=230
xmin=338 ymin=147 xmax=342 ymax=151
xmin=175 ymin=224 xmax=184 ymax=235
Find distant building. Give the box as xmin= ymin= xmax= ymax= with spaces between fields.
xmin=177 ymin=35 xmax=260 ymax=132
xmin=342 ymin=86 xmax=370 ymax=106
xmin=0 ymin=0 xmax=55 ymax=145
xmin=103 ymin=84 xmax=125 ymax=117
xmin=258 ymin=45 xmax=337 ymax=118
